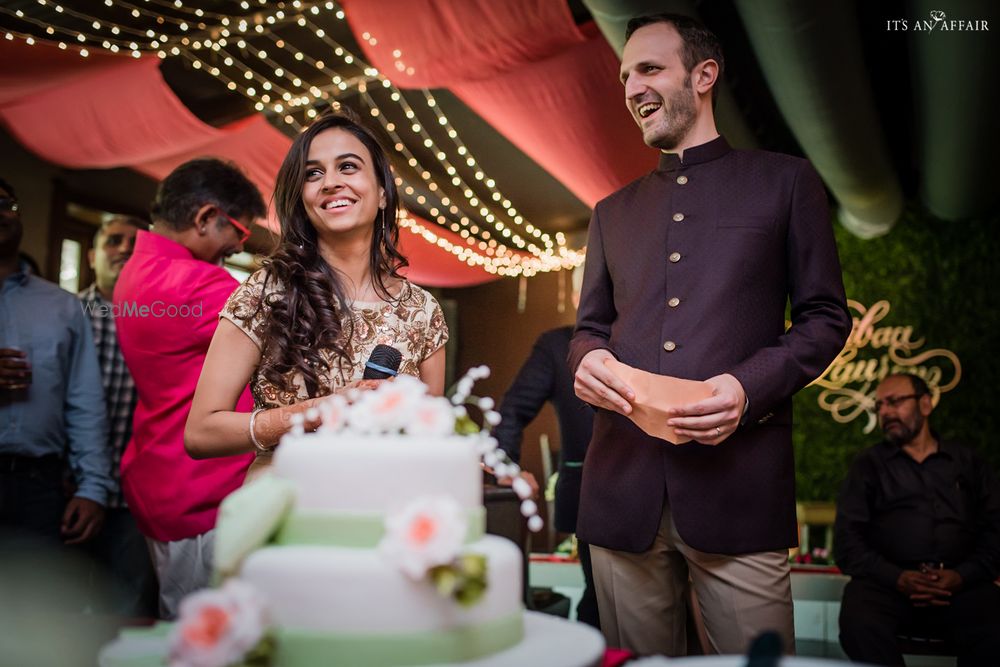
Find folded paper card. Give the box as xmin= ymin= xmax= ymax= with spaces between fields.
xmin=603 ymin=358 xmax=714 ymax=444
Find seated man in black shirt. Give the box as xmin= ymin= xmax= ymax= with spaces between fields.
xmin=834 ymin=373 xmax=1000 ymax=666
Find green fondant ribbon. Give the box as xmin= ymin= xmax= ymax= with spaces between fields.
xmin=273 ymin=506 xmax=486 ymax=548
xmin=275 ymin=612 xmax=523 ymax=666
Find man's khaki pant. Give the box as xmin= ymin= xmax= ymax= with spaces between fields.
xmin=590 ymin=501 xmax=794 ymax=656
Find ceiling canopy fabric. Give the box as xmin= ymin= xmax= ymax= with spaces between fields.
xmin=0 ymin=50 xmax=220 ymax=168
xmin=0 ymin=39 xmax=501 ymax=287
xmin=344 ymin=0 xmax=657 ymax=207
xmin=340 ymin=0 xmax=585 ymax=88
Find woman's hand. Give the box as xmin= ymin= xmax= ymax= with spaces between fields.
xmin=343 ymin=378 xmax=384 ymax=392
xmin=292 ymin=396 xmax=329 ymax=439
xmin=185 ymin=319 xmax=262 ymax=458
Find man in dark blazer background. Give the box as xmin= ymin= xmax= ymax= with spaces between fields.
xmin=495 ymin=264 xmax=599 ymax=629
xmin=569 ymin=14 xmax=852 ymax=656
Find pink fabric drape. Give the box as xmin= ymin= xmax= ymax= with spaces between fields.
xmin=341 ymin=0 xmax=584 ymax=87
xmin=0 ymin=39 xmax=133 ymax=106
xmin=452 ymin=25 xmax=653 ymax=208
xmin=1 ymin=55 xmax=221 ymax=168
xmin=343 ymin=0 xmax=657 ymax=207
xmin=0 ymin=40 xmax=500 ymax=286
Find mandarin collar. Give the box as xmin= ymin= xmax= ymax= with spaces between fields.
xmin=657 ymin=135 xmax=731 ymax=172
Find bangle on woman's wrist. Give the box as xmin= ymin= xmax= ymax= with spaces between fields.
xmin=249 ymin=408 xmax=270 ymax=452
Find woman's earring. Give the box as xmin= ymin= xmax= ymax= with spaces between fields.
xmin=380 ymin=208 xmax=386 ymax=237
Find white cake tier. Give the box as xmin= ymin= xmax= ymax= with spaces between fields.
xmin=274 ymin=434 xmax=482 ymax=513
xmin=239 ymin=535 xmax=523 ymax=633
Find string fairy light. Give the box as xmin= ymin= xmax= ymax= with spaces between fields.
xmin=5 ymin=0 xmax=584 ymax=274
xmin=175 ymin=47 xmax=545 ymax=272
xmin=197 ymin=22 xmax=553 ymax=261
xmin=398 ymin=215 xmax=574 ymax=277
xmin=292 ymin=16 xmax=572 ymax=260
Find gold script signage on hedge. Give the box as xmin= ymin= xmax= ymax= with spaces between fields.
xmin=811 ymin=299 xmax=961 ymax=433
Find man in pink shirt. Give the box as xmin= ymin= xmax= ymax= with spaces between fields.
xmin=114 ymin=158 xmax=265 ymax=618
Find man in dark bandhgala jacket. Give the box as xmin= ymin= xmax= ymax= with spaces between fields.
xmin=569 ymin=14 xmax=852 ymax=656
xmin=495 ymin=264 xmax=599 ymax=629
xmin=835 ymin=373 xmax=1000 ymax=666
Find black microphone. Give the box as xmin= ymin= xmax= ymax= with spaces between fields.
xmin=745 ymin=630 xmax=783 ymax=667
xmin=363 ymin=344 xmax=402 ymax=380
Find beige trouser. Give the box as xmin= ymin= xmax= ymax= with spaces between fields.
xmin=590 ymin=501 xmax=794 ymax=657
xmin=147 ymin=529 xmax=215 ymax=619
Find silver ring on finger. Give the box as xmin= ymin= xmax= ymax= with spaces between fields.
xmin=715 ymin=426 xmax=722 ymax=436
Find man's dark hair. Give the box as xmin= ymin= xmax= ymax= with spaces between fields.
xmin=900 ymin=373 xmax=930 ymax=397
xmin=93 ymin=215 xmax=149 ymax=246
xmin=150 ymin=158 xmax=265 ymax=230
xmin=625 ymin=13 xmax=725 ymax=102
xmin=0 ymin=177 xmax=16 ymax=199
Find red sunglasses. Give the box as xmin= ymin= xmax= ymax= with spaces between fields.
xmin=221 ymin=212 xmax=252 ymax=244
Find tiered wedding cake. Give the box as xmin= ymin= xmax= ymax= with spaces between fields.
xmin=228 ymin=435 xmax=525 ymax=665
xmin=100 ymin=370 xmax=604 ymax=667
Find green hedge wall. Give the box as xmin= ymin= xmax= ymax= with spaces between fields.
xmin=793 ymin=206 xmax=1000 ymax=501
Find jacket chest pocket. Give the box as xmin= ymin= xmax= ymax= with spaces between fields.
xmin=716 ymin=216 xmax=774 ymax=236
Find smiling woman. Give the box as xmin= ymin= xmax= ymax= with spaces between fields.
xmin=184 ymin=110 xmax=449 ymax=482
xmin=301 ymin=129 xmax=386 ymax=241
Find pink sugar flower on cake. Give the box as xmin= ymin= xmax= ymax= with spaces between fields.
xmin=316 ymin=394 xmax=349 ymax=434
xmin=380 ymin=495 xmax=467 ymax=579
xmin=349 ymin=374 xmax=425 ymax=433
xmin=168 ymin=580 xmax=269 ymax=667
xmin=407 ymin=396 xmax=458 ymax=437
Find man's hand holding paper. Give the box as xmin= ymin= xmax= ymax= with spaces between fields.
xmin=574 ymin=349 xmax=635 ymax=416
xmin=666 ymin=373 xmax=747 ymax=445
xmin=600 ymin=359 xmax=743 ymax=445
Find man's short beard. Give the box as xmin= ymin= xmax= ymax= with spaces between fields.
xmin=882 ymin=414 xmax=923 ymax=446
xmin=644 ymin=76 xmax=698 ymax=150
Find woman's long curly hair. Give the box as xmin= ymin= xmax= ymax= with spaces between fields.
xmin=253 ymin=111 xmax=408 ymax=398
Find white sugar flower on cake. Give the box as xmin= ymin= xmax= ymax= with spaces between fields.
xmin=380 ymin=495 xmax=467 ymax=579
xmin=167 ymin=579 xmax=272 ymax=667
xmin=315 ymin=393 xmax=349 ymax=433
xmin=348 ymin=374 xmax=425 ymax=433
xmin=330 ymin=367 xmax=539 ymax=522
xmin=408 ymin=396 xmax=458 ymax=436
xmin=380 ymin=494 xmax=490 ymax=606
